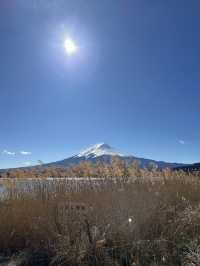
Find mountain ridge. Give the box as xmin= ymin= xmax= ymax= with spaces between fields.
xmin=46 ymin=143 xmax=185 ymax=169
xmin=0 ymin=143 xmax=188 ymax=172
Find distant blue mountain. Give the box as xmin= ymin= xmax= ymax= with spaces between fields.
xmin=174 ymin=163 xmax=200 ymax=172
xmin=46 ymin=143 xmax=185 ymax=169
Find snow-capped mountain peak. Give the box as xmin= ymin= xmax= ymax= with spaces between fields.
xmin=44 ymin=143 xmax=185 ymax=170
xmin=75 ymin=143 xmax=124 ymax=158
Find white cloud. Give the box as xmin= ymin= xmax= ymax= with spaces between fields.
xmin=179 ymin=140 xmax=185 ymax=145
xmin=2 ymin=150 xmax=16 ymax=156
xmin=20 ymin=151 xmax=32 ymax=155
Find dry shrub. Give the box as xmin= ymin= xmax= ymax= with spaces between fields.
xmin=0 ymin=166 xmax=200 ymax=265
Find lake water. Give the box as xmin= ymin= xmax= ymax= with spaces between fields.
xmin=0 ymin=177 xmax=116 ymax=197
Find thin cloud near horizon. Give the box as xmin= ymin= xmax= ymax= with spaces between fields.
xmin=2 ymin=150 xmax=16 ymax=156
xmin=20 ymin=151 xmax=32 ymax=155
xmin=1 ymin=150 xmax=32 ymax=156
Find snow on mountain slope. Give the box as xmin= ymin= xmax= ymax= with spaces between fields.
xmin=75 ymin=143 xmax=125 ymax=158
xmin=43 ymin=143 xmax=186 ymax=170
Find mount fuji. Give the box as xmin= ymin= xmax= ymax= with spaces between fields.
xmin=47 ymin=143 xmax=185 ymax=169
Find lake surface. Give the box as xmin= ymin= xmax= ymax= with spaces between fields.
xmin=0 ymin=177 xmax=116 ymax=196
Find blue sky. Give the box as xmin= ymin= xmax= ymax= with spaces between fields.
xmin=0 ymin=0 xmax=200 ymax=168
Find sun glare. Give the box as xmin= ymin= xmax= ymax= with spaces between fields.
xmin=64 ymin=38 xmax=77 ymax=55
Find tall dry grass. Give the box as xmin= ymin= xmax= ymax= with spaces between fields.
xmin=0 ymin=166 xmax=200 ymax=265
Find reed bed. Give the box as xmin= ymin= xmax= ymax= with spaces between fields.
xmin=0 ymin=165 xmax=200 ymax=265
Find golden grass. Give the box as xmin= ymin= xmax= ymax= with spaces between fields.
xmin=0 ymin=166 xmax=200 ymax=265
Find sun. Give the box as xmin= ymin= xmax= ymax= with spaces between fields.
xmin=64 ymin=38 xmax=77 ymax=55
